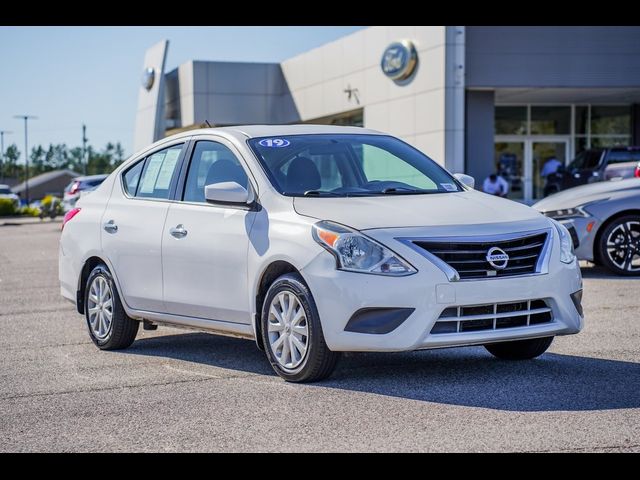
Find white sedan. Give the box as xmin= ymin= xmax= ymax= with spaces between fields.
xmin=59 ymin=125 xmax=583 ymax=382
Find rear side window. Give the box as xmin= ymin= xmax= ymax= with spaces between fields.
xmin=123 ymin=161 xmax=145 ymax=196
xmin=123 ymin=144 xmax=183 ymax=199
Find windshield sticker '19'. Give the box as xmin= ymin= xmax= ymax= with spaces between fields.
xmin=440 ymin=183 xmax=457 ymax=191
xmin=258 ymin=138 xmax=290 ymax=148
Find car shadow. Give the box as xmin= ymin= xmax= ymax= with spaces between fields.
xmin=126 ymin=332 xmax=640 ymax=412
xmin=580 ymin=263 xmax=640 ymax=280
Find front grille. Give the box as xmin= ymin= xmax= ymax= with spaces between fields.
xmin=413 ymin=231 xmax=548 ymax=279
xmin=430 ymin=299 xmax=553 ymax=334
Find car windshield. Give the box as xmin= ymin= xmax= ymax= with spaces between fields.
xmin=0 ymin=186 xmax=12 ymax=194
xmin=247 ymin=134 xmax=461 ymax=197
xmin=569 ymin=150 xmax=603 ymax=170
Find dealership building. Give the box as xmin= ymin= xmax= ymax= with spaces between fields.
xmin=134 ymin=26 xmax=640 ymax=204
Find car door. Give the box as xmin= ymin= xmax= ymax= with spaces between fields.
xmin=161 ymin=137 xmax=256 ymax=324
xmin=101 ymin=142 xmax=186 ymax=312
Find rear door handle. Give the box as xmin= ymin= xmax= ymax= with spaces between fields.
xmin=169 ymin=224 xmax=188 ymax=238
xmin=103 ymin=220 xmax=118 ymax=233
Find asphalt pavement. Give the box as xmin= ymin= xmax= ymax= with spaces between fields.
xmin=0 ymin=220 xmax=639 ymax=452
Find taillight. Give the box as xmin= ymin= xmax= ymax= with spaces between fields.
xmin=69 ymin=181 xmax=80 ymax=195
xmin=62 ymin=208 xmax=81 ymax=231
xmin=635 ymin=164 xmax=640 ymax=178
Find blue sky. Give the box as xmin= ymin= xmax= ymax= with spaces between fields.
xmin=0 ymin=26 xmax=364 ymax=161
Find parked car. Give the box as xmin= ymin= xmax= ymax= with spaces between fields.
xmin=534 ymin=178 xmax=640 ymax=276
xmin=544 ymin=146 xmax=640 ymax=195
xmin=59 ymin=125 xmax=583 ymax=382
xmin=62 ymin=174 xmax=108 ymax=212
xmin=0 ymin=184 xmax=20 ymax=210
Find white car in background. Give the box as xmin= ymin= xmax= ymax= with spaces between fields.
xmin=59 ymin=125 xmax=583 ymax=382
xmin=0 ymin=184 xmax=20 ymax=209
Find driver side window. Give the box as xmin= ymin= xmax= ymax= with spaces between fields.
xmin=183 ymin=141 xmax=248 ymax=203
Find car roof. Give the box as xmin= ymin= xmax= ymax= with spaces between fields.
xmin=168 ymin=124 xmax=382 ymax=142
xmin=202 ymin=124 xmax=381 ymax=138
xmin=609 ymin=146 xmax=640 ymax=152
xmin=128 ymin=124 xmax=386 ymax=162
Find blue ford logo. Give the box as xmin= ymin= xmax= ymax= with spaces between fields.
xmin=381 ymin=40 xmax=418 ymax=81
xmin=486 ymin=247 xmax=509 ymax=270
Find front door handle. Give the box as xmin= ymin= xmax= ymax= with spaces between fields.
xmin=169 ymin=224 xmax=188 ymax=239
xmin=103 ymin=220 xmax=118 ymax=233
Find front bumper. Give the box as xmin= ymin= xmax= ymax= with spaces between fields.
xmin=300 ymin=229 xmax=583 ymax=352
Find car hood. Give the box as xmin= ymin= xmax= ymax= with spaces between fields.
xmin=533 ymin=178 xmax=640 ymax=211
xmin=293 ymin=189 xmax=547 ymax=231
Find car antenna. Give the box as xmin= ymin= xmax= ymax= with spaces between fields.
xmin=203 ymin=119 xmax=212 ymax=128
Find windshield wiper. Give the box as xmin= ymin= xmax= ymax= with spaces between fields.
xmin=303 ymin=190 xmax=342 ymax=197
xmin=378 ymin=187 xmax=434 ymax=195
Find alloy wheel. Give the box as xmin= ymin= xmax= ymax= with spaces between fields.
xmin=267 ymin=291 xmax=309 ymax=369
xmin=606 ymin=220 xmax=640 ymax=272
xmin=87 ymin=276 xmax=114 ymax=340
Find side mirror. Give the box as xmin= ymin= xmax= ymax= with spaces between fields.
xmin=205 ymin=181 xmax=250 ymax=206
xmin=453 ymin=173 xmax=475 ymax=189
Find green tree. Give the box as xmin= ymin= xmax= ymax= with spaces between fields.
xmin=1 ymin=144 xmax=22 ymax=180
xmin=30 ymin=145 xmax=46 ymax=176
xmin=114 ymin=142 xmax=125 ymax=166
xmin=68 ymin=146 xmax=84 ymax=173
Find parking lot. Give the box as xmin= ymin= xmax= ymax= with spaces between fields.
xmin=0 ymin=219 xmax=639 ymax=452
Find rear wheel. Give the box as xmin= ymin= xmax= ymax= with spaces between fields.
xmin=85 ymin=264 xmax=139 ymax=350
xmin=597 ymin=215 xmax=640 ymax=276
xmin=261 ymin=273 xmax=339 ymax=382
xmin=484 ymin=336 xmax=553 ymax=360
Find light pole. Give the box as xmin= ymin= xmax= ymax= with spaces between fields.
xmin=0 ymin=130 xmax=12 ymax=184
xmin=13 ymin=115 xmax=37 ymax=205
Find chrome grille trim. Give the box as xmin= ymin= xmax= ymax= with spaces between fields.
xmin=396 ymin=228 xmax=553 ymax=281
xmin=430 ymin=299 xmax=553 ymax=335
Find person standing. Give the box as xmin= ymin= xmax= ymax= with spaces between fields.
xmin=482 ymin=173 xmax=509 ymax=198
xmin=541 ymin=156 xmax=562 ymax=178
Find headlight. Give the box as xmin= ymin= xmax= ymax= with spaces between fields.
xmin=312 ymin=220 xmax=417 ymax=276
xmin=543 ymin=207 xmax=588 ymax=220
xmin=551 ymin=219 xmax=576 ymax=264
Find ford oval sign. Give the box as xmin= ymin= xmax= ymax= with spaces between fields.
xmin=141 ymin=67 xmax=155 ymax=91
xmin=381 ymin=40 xmax=418 ymax=81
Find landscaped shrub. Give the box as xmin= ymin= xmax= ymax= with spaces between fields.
xmin=39 ymin=195 xmax=64 ymax=219
xmin=20 ymin=206 xmax=41 ymax=217
xmin=0 ymin=198 xmax=17 ymax=216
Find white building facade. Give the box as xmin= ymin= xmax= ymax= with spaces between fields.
xmin=135 ymin=26 xmax=640 ymax=204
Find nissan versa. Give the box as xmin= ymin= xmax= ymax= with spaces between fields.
xmin=59 ymin=125 xmax=584 ymax=382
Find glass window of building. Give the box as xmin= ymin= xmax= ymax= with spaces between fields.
xmin=530 ymin=106 xmax=570 ymax=135
xmin=575 ymin=106 xmax=589 ymax=135
xmin=495 ymin=107 xmax=527 ymax=135
xmin=591 ymin=106 xmax=631 ymax=135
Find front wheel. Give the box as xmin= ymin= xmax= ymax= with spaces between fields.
xmin=261 ymin=273 xmax=339 ymax=383
xmin=85 ymin=264 xmax=139 ymax=350
xmin=484 ymin=336 xmax=553 ymax=360
xmin=597 ymin=215 xmax=640 ymax=276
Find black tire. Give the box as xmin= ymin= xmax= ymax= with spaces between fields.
xmin=484 ymin=336 xmax=554 ymax=360
xmin=84 ymin=264 xmax=139 ymax=350
xmin=597 ymin=215 xmax=640 ymax=276
xmin=260 ymin=273 xmax=339 ymax=383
